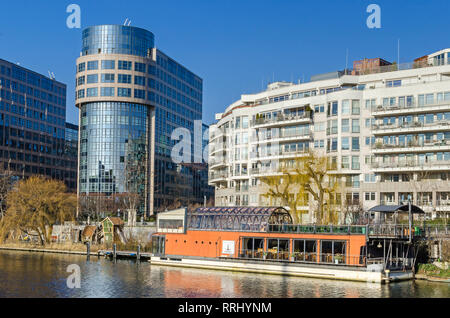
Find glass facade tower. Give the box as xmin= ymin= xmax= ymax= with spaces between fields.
xmin=76 ymin=25 xmax=204 ymax=216
xmin=0 ymin=58 xmax=76 ymax=191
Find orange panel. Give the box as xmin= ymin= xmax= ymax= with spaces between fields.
xmin=157 ymin=230 xmax=367 ymax=265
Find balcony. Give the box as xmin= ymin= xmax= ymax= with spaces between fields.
xmin=372 ymin=100 xmax=450 ymax=116
xmin=251 ymin=113 xmax=312 ymax=128
xmin=250 ymin=149 xmax=309 ymax=161
xmin=372 ymin=121 xmax=450 ymax=135
xmin=209 ymin=157 xmax=228 ymax=169
xmin=251 ymin=131 xmax=312 ymax=144
xmin=372 ymin=140 xmax=450 ymax=154
xmin=209 ymin=171 xmax=228 ymax=182
xmin=372 ymin=159 xmax=450 ymax=172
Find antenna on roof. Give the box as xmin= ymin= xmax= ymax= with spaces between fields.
xmin=397 ymin=39 xmax=400 ymax=65
xmin=128 ymin=20 xmax=132 ymax=26
xmin=124 ymin=18 xmax=129 ymax=26
xmin=51 ymin=72 xmax=55 ymax=80
xmin=345 ymin=48 xmax=349 ymax=74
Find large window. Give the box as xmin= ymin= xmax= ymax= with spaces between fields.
xmin=241 ymin=237 xmax=264 ymax=259
xmin=118 ymin=88 xmax=131 ymax=97
xmin=266 ymin=238 xmax=289 ymax=260
xmin=87 ymin=61 xmax=98 ymax=70
xmin=320 ymin=240 xmax=347 ymax=264
xmin=293 ymin=239 xmax=317 ymax=262
xmin=118 ymin=74 xmax=132 ymax=84
xmin=87 ymin=74 xmax=98 ymax=84
xmin=101 ymin=60 xmax=115 ymax=70
xmin=101 ymin=74 xmax=115 ymax=83
xmin=118 ymin=60 xmax=132 ymax=70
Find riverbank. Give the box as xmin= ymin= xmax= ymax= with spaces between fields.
xmin=0 ymin=242 xmax=98 ymax=256
xmin=415 ymin=263 xmax=450 ymax=283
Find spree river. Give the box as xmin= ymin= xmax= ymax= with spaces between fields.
xmin=0 ymin=250 xmax=448 ymax=298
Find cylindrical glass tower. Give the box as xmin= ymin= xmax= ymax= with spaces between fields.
xmin=75 ymin=25 xmax=155 ymax=217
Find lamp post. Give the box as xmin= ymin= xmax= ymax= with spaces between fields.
xmin=408 ymin=198 xmax=412 ymax=243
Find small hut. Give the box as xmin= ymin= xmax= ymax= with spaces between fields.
xmin=101 ymin=217 xmax=125 ymax=243
xmin=81 ymin=225 xmax=99 ymax=243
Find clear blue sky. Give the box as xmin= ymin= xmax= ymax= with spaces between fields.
xmin=1 ymin=0 xmax=450 ymax=125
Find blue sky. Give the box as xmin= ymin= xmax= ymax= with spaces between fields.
xmin=1 ymin=0 xmax=450 ymax=125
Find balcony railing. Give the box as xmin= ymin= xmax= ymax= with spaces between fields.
xmin=372 ymin=99 xmax=450 ymax=113
xmin=372 ymin=139 xmax=450 ymax=150
xmin=372 ymin=121 xmax=450 ymax=132
xmin=251 ymin=131 xmax=312 ymax=143
xmin=372 ymin=160 xmax=450 ymax=169
xmin=251 ymin=113 xmax=312 ymax=127
xmin=250 ymin=149 xmax=309 ymax=159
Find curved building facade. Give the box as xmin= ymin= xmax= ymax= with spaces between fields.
xmin=76 ymin=25 xmax=204 ymax=216
xmin=76 ymin=25 xmax=155 ymax=216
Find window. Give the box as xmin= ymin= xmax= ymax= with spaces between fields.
xmin=341 ymin=137 xmax=349 ymax=150
xmin=352 ymin=137 xmax=360 ymax=151
xmin=134 ymin=89 xmax=145 ymax=99
xmin=100 ymin=87 xmax=114 ymax=97
xmin=341 ymin=119 xmax=349 ymax=132
xmin=328 ymin=101 xmax=338 ymax=117
xmin=342 ymin=100 xmax=350 ymax=115
xmin=352 ymin=100 xmax=360 ymax=115
xmin=118 ymin=60 xmax=132 ymax=70
xmin=118 ymin=88 xmax=131 ymax=97
xmin=77 ymin=76 xmax=85 ymax=86
xmin=135 ymin=62 xmax=146 ymax=73
xmin=101 ymin=74 xmax=115 ymax=83
xmin=320 ymin=241 xmax=347 ymax=264
xmin=87 ymin=61 xmax=98 ymax=70
xmin=352 ymin=119 xmax=360 ymax=133
xmin=331 ymin=138 xmax=338 ymax=151
xmin=101 ymin=60 xmax=115 ymax=70
xmin=386 ymin=80 xmax=402 ymax=87
xmin=365 ymin=192 xmax=376 ymax=201
xmin=135 ymin=76 xmax=146 ymax=86
xmin=352 ymin=156 xmax=360 ymax=170
xmin=86 ymin=74 xmax=98 ymax=84
xmin=77 ymin=63 xmax=85 ymax=73
xmin=86 ymin=87 xmax=98 ymax=97
xmin=118 ymin=74 xmax=132 ymax=84
xmin=341 ymin=156 xmax=349 ymax=169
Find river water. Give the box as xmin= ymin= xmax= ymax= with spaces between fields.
xmin=0 ymin=250 xmax=448 ymax=298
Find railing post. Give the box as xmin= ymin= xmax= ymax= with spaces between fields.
xmin=137 ymin=245 xmax=141 ymax=261
xmin=86 ymin=241 xmax=90 ymax=261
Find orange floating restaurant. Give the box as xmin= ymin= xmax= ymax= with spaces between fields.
xmin=150 ymin=206 xmax=423 ymax=283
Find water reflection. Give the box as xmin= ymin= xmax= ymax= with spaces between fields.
xmin=0 ymin=251 xmax=448 ymax=298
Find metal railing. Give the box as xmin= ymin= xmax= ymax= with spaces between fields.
xmin=372 ymin=120 xmax=450 ymax=132
xmin=239 ymin=249 xmax=366 ymax=266
xmin=372 ymin=160 xmax=450 ymax=169
xmin=251 ymin=113 xmax=312 ymax=127
xmin=268 ymin=224 xmax=367 ymax=235
xmin=372 ymin=140 xmax=450 ymax=150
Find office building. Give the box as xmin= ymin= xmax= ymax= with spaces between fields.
xmin=75 ymin=25 xmax=203 ymax=216
xmin=0 ymin=58 xmax=76 ymax=190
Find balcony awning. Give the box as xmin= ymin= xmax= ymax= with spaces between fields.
xmin=368 ymin=204 xmax=425 ymax=214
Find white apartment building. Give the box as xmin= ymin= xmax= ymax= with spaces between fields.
xmin=209 ymin=49 xmax=450 ymax=222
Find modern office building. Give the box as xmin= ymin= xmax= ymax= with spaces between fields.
xmin=75 ymin=25 xmax=203 ymax=216
xmin=64 ymin=122 xmax=78 ymax=191
xmin=209 ymin=48 xmax=450 ymax=221
xmin=0 ymin=58 xmax=77 ymax=190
